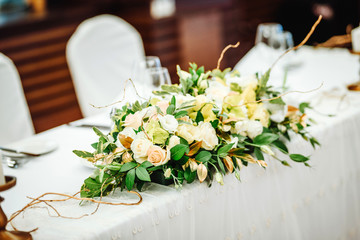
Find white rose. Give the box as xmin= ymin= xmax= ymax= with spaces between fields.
xmin=140 ymin=106 xmax=157 ymax=119
xmin=158 ymin=114 xmax=178 ymax=133
xmin=131 ymin=138 xmax=152 ymax=163
xmin=205 ymin=81 xmax=229 ymax=107
xmin=246 ymin=120 xmax=263 ymax=139
xmin=195 ymin=122 xmax=218 ymax=150
xmin=264 ymin=102 xmax=287 ymax=123
xmin=119 ymin=127 xmax=136 ymax=139
xmin=168 ymin=135 xmax=180 ymax=149
xmin=176 ymin=124 xmax=197 ymax=144
xmin=227 ymin=74 xmax=258 ymax=90
xmin=232 ymin=120 xmax=248 ymax=136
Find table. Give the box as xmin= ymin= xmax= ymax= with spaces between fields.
xmin=3 ymin=46 xmax=360 ymax=240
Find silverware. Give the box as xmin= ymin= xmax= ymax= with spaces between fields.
xmin=0 ymin=146 xmax=40 ymax=157
xmin=67 ymin=123 xmax=111 ymax=131
xmin=5 ymin=156 xmax=18 ymax=168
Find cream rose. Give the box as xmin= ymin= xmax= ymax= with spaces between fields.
xmin=130 ymin=137 xmax=152 ymax=163
xmin=124 ymin=112 xmax=142 ymax=129
xmin=195 ymin=122 xmax=218 ymax=150
xmin=147 ymin=145 xmax=169 ymax=166
xmin=156 ymin=100 xmax=170 ymax=114
xmin=176 ymin=124 xmax=197 ymax=144
xmin=168 ymin=135 xmax=180 ymax=149
xmin=158 ymin=114 xmax=178 ymax=133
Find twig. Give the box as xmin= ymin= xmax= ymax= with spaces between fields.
xmin=90 ymin=78 xmax=148 ymax=109
xmin=217 ymin=42 xmax=240 ymax=69
xmin=8 ymin=190 xmax=142 ymax=229
xmin=271 ymin=15 xmax=323 ymax=70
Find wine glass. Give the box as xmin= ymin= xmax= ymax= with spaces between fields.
xmin=255 ymin=23 xmax=283 ymax=46
xmin=268 ymin=31 xmax=294 ymax=51
xmin=145 ymin=67 xmax=172 ymax=90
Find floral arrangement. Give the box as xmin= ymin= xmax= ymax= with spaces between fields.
xmin=73 ymin=62 xmax=319 ymax=198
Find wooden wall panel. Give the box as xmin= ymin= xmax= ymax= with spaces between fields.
xmin=0 ymin=22 xmax=83 ymax=133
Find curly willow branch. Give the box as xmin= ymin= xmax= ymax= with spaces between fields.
xmin=90 ymin=78 xmax=148 ymax=109
xmin=246 ymin=82 xmax=324 ymax=105
xmin=271 ymin=15 xmax=323 ymax=70
xmin=8 ymin=190 xmax=142 ymax=231
xmin=217 ymin=42 xmax=240 ymax=69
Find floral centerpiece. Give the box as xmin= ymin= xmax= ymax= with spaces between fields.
xmin=74 ymin=62 xmax=319 ymax=198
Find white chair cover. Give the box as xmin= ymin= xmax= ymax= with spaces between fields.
xmin=0 ymin=53 xmax=34 ymax=145
xmin=66 ymin=14 xmax=146 ymax=117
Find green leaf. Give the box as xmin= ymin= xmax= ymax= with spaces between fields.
xmin=257 ymin=69 xmax=271 ymax=95
xmin=184 ymin=167 xmax=197 ymax=183
xmin=254 ymin=147 xmax=264 ymax=160
xmin=310 ymin=137 xmax=320 ymax=148
xmin=210 ymin=119 xmax=219 ymax=129
xmin=152 ymin=90 xmax=170 ymax=96
xmin=271 ymin=140 xmax=288 ymax=154
xmin=217 ymin=143 xmax=234 ymax=157
xmin=136 ymin=167 xmax=151 ymax=182
xmin=147 ymin=165 xmax=163 ymax=172
xmin=93 ymin=127 xmax=109 ymax=141
xmin=217 ymin=156 xmax=226 ymax=174
xmin=170 ymin=95 xmax=176 ymax=106
xmin=281 ymin=160 xmax=291 ymax=167
xmin=73 ymin=150 xmax=93 ymax=158
xmin=195 ymin=151 xmax=212 ymax=163
xmin=269 ymin=97 xmax=286 ymax=105
xmin=84 ymin=177 xmax=101 ymax=190
xmin=106 ymin=165 xmax=121 ymax=171
xmin=170 ymin=144 xmax=189 ymax=161
xmin=161 ymin=84 xmax=181 ymax=93
xmin=91 ymin=142 xmax=98 ymax=150
xmin=120 ymin=162 xmax=138 ymax=172
xmin=177 ymin=155 xmax=190 ymax=166
xmin=299 ymin=102 xmax=311 ymax=114
xmin=290 ymin=154 xmax=310 ymax=162
xmin=195 ymin=111 xmax=204 ymax=123
xmin=126 ymin=169 xmax=136 ymax=191
xmin=253 ymin=133 xmax=279 ymax=145
xmin=166 ymin=105 xmax=176 ymax=115
xmin=174 ymin=110 xmax=188 ymax=119
xmin=140 ymin=161 xmax=153 ymax=169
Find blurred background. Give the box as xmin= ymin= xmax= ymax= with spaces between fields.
xmin=0 ymin=0 xmax=359 ymax=133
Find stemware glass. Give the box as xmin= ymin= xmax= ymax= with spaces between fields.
xmin=146 ymin=67 xmax=172 ymax=90
xmin=269 ymin=31 xmax=294 ymax=51
xmin=255 ymin=23 xmax=283 ymax=46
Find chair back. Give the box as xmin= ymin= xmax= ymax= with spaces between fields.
xmin=66 ymin=14 xmax=145 ymax=117
xmin=0 ymin=53 xmax=34 ymax=145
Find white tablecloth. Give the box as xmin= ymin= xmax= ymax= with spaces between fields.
xmin=2 ymin=46 xmax=360 ymax=240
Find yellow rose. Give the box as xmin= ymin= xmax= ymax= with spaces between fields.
xmin=250 ymin=104 xmax=270 ymax=127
